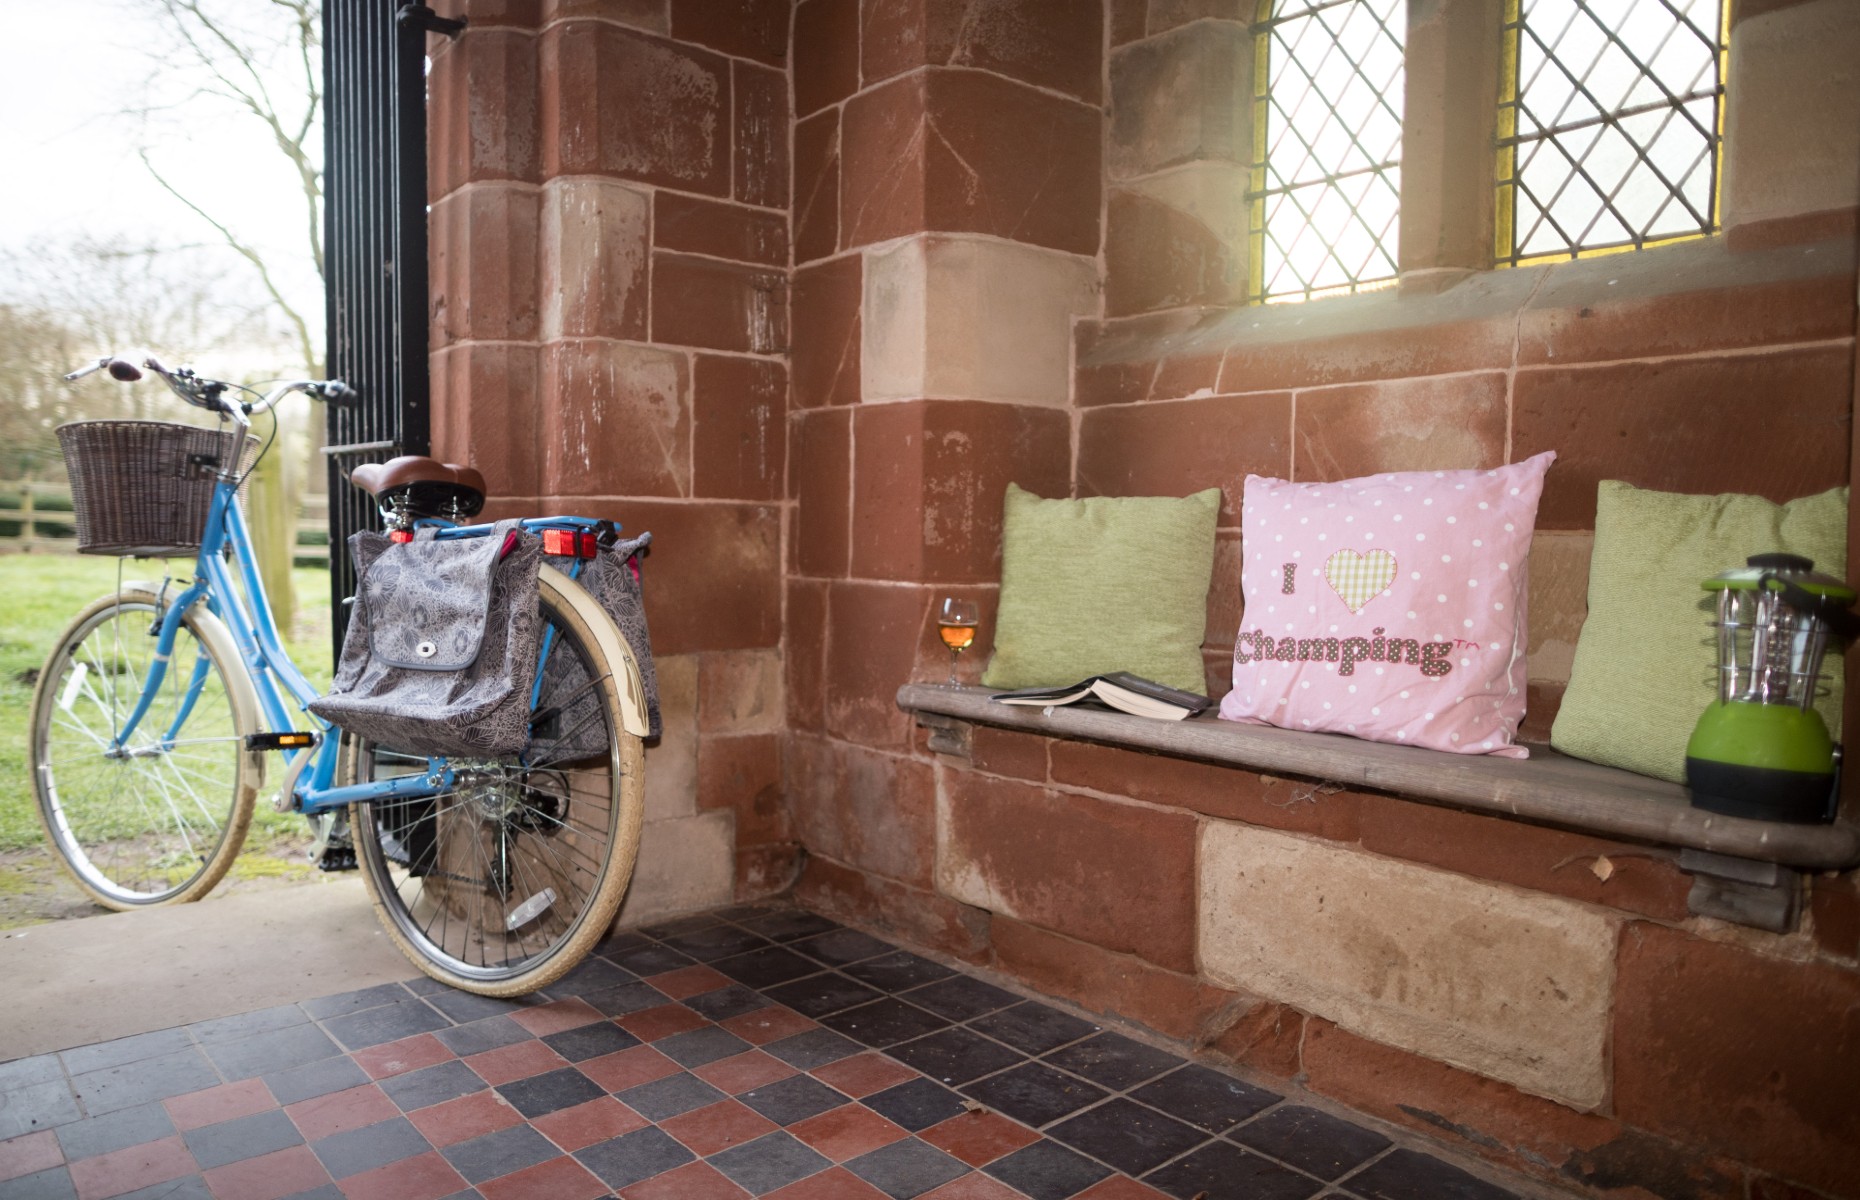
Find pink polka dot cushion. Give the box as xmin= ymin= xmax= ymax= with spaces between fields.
xmin=1218 ymin=452 xmax=1556 ymax=758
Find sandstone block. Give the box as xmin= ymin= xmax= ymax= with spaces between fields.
xmin=643 ymin=654 xmax=699 ymax=822
xmin=698 ymin=649 xmax=785 ymax=734
xmin=790 ymin=255 xmax=862 ymax=407
xmin=428 ymin=28 xmax=541 ymax=197
xmin=785 ymin=579 xmax=830 ymax=733
xmin=824 ymin=580 xmax=941 ymax=748
xmin=654 ymin=193 xmax=788 ymax=267
xmin=1105 ymin=163 xmax=1249 ymax=316
xmin=796 ymin=856 xmax=992 ymax=962
xmin=697 ymin=732 xmax=788 ymax=846
xmin=1526 ymin=530 xmax=1591 ymax=687
xmin=615 ymin=809 xmax=736 ymax=927
xmin=1292 ymin=372 xmax=1508 ymax=481
xmin=429 ymin=185 xmax=542 ymax=346
xmin=1108 ymin=20 xmax=1250 ymax=179
xmin=795 ymin=0 xmax=861 ymax=117
xmin=1076 ymin=391 xmax=1292 ymax=524
xmin=968 ymin=725 xmax=1047 ymax=783
xmin=429 ymin=342 xmax=543 ymax=499
xmin=860 ymin=0 xmax=1104 ymax=104
xmin=692 ymin=354 xmax=786 ymax=502
xmin=1723 ymin=0 xmax=1860 ymax=228
xmin=863 ymin=235 xmax=1098 ymax=407
xmin=670 ymin=0 xmax=790 ymax=65
xmin=1199 ymin=823 xmax=1617 ymax=1108
xmin=791 ymin=406 xmax=853 ymax=577
xmin=793 ymin=110 xmax=843 ymax=264
xmin=652 ymin=252 xmax=788 ymax=354
xmin=540 ymin=339 xmax=690 ymax=497
xmin=734 ymin=61 xmax=791 ymax=210
xmin=542 ymin=0 xmax=667 ymax=31
xmin=787 ymin=736 xmax=938 ymax=888
xmin=541 ymin=177 xmax=650 ymax=342
xmin=1217 ymin=315 xmax=1515 ymax=393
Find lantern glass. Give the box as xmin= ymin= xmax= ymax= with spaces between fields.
xmin=1714 ymin=586 xmax=1830 ymax=711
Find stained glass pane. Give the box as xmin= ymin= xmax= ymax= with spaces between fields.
xmin=1249 ymin=0 xmax=1405 ymax=303
xmin=1498 ymin=0 xmax=1725 ymax=264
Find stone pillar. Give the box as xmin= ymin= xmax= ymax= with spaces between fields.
xmin=1398 ymin=0 xmax=1502 ymax=285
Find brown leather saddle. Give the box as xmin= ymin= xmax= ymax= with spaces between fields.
xmin=348 ymin=456 xmax=487 ymax=520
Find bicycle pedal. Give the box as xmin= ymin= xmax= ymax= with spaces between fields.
xmin=315 ymin=847 xmax=358 ymax=872
xmin=246 ymin=731 xmax=317 ymax=751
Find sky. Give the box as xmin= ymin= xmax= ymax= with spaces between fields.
xmin=0 ymin=0 xmax=324 ymax=349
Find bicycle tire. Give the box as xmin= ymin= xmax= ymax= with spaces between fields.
xmin=29 ymin=589 xmax=263 ymax=908
xmin=344 ymin=566 xmax=646 ymax=995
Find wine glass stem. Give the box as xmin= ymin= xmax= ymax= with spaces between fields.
xmin=948 ymin=647 xmax=960 ymax=687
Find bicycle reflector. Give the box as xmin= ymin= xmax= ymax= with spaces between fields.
xmin=543 ymin=529 xmax=601 ymax=559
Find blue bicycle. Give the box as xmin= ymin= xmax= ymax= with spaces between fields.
xmin=28 ymin=356 xmax=648 ymax=995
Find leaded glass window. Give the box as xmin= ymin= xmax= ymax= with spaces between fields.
xmin=1497 ymin=0 xmax=1728 ymax=265
xmin=1248 ymin=0 xmax=1406 ymax=304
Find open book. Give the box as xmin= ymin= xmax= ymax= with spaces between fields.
xmin=990 ymin=672 xmax=1211 ymax=721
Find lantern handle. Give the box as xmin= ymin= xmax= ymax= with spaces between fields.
xmin=1763 ymin=573 xmax=1860 ymax=643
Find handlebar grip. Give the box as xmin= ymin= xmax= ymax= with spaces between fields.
xmin=323 ymin=381 xmax=360 ymax=405
xmin=106 ymin=358 xmax=143 ymax=382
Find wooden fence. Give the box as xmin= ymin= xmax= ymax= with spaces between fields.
xmin=0 ymin=480 xmax=330 ymax=565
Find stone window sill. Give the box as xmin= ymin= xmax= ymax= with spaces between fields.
xmin=896 ymin=683 xmax=1860 ymax=875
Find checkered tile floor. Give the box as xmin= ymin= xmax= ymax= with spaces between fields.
xmin=0 ymin=906 xmax=1532 ymax=1200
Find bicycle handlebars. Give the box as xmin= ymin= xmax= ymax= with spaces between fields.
xmin=65 ymin=355 xmax=359 ymax=423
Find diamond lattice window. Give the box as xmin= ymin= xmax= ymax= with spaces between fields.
xmin=1497 ymin=0 xmax=1728 ymax=265
xmin=1248 ymin=0 xmax=1406 ymax=304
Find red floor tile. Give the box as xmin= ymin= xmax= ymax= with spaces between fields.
xmin=763 ymin=1165 xmax=892 ymax=1199
xmin=466 ymin=1039 xmax=571 ymax=1085
xmin=405 ymin=1088 xmax=526 ymax=1148
xmin=0 ymin=1131 xmax=62 ymax=1183
xmin=659 ymin=1099 xmax=781 ymax=1157
xmin=531 ymin=1095 xmax=649 ymax=1152
xmin=615 ymin=1003 xmax=711 ymax=1041
xmin=351 ymin=1032 xmax=454 ymax=1080
xmin=476 ymin=1153 xmax=609 ymax=1200
xmin=162 ymin=1078 xmax=277 ymax=1132
xmin=810 ymin=1052 xmax=920 ymax=1098
xmin=922 ymin=1174 xmax=1029 ymax=1199
xmin=508 ymin=997 xmax=605 ymax=1037
xmin=68 ymin=1134 xmax=195 ymax=1200
xmin=579 ymin=1044 xmax=682 ymax=1092
xmin=720 ymin=1005 xmax=817 ymax=1045
xmin=1074 ymin=1177 xmax=1173 ymax=1199
xmin=920 ymin=1111 xmax=1042 ymax=1167
xmin=201 ymin=1144 xmax=331 ymax=1200
xmin=336 ymin=1149 xmax=467 ymax=1200
xmin=619 ymin=1159 xmax=753 ymax=1199
xmin=645 ymin=964 xmax=733 ymax=1000
xmin=286 ymin=1083 xmax=400 ymax=1142
xmin=789 ymin=1104 xmax=912 ymax=1162
xmin=693 ymin=1049 xmax=798 ymax=1094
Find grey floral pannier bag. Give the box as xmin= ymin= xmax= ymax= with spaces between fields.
xmin=310 ymin=520 xmax=543 ymax=759
xmin=527 ymin=532 xmax=662 ymax=758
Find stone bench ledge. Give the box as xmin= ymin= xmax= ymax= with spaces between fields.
xmin=896 ymin=683 xmax=1860 ymax=874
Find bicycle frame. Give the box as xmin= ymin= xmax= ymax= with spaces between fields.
xmin=110 ymin=454 xmax=606 ymax=820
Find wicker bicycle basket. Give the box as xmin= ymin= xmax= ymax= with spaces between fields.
xmin=56 ymin=420 xmax=258 ymax=557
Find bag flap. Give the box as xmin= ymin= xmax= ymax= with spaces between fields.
xmin=361 ymin=520 xmax=524 ymax=671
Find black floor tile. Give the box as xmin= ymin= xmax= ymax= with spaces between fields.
xmin=820 ymin=998 xmax=951 ymax=1049
xmin=653 ymin=1026 xmax=751 ymax=1068
xmin=0 ymin=1079 xmax=81 ymax=1140
xmin=861 ymin=1079 xmax=970 ymax=1132
xmin=968 ymin=1003 xmax=1099 ymax=1056
xmin=440 ymin=1124 xmax=560 ymax=1185
xmin=1130 ymin=1064 xmax=1281 ymax=1134
xmin=1342 ymin=1148 xmax=1520 ymax=1200
xmin=1 ymin=1165 xmax=76 ymax=1200
xmin=117 ymin=1176 xmax=212 ymax=1200
xmin=494 ymin=1066 xmax=606 ymax=1119
xmin=598 ymin=930 xmax=655 ymax=955
xmin=711 ymin=946 xmax=824 ymax=990
xmin=582 ymin=982 xmax=671 ymax=1018
xmin=309 ymin=1116 xmax=432 ymax=1179
xmin=984 ymin=1139 xmax=1113 ymax=1200
xmin=188 ymin=1003 xmax=310 ymax=1046
xmin=615 ymin=1073 xmax=727 ymax=1122
xmin=763 ymin=971 xmax=885 ymax=1019
xmin=323 ymin=998 xmax=452 ymax=1051
xmin=53 ymin=1102 xmax=175 ymax=1161
xmin=842 ymin=952 xmax=955 ymax=994
xmin=60 ymin=1028 xmax=194 ymax=1077
xmin=398 ymin=975 xmax=454 ymax=997
xmin=845 ymin=1137 xmax=969 ymax=1199
xmin=541 ymin=1022 xmax=642 ymax=1063
xmin=380 ymin=1060 xmax=487 ymax=1112
xmin=1046 ymin=1097 xmax=1209 ymax=1177
xmin=576 ymin=1126 xmax=696 ymax=1190
xmin=762 ymin=1028 xmax=861 ymax=1070
xmin=960 ymin=1062 xmax=1108 ymax=1129
xmin=885 ymin=1028 xmax=1024 ymax=1087
xmin=422 ymin=990 xmax=536 ymax=1025
xmin=1043 ymin=1032 xmax=1184 ymax=1091
xmin=643 ymin=914 xmax=726 ymax=939
xmin=789 ymin=929 xmax=898 ymax=968
xmin=659 ymin=924 xmax=775 ymax=963
xmin=1229 ymin=1105 xmax=1390 ymax=1181
xmin=898 ymin=976 xmax=1020 ymax=1022
xmin=737 ymin=1074 xmax=850 ymax=1126
xmin=605 ymin=943 xmax=694 ymax=976
xmin=70 ymin=1048 xmax=221 ymax=1116
xmin=542 ymin=956 xmax=639 ymax=997
xmin=264 ymin=1056 xmax=372 ymax=1107
xmin=303 ymin=983 xmax=411 ymax=1020
xmin=739 ymin=910 xmax=842 ymax=943
xmin=708 ymin=1130 xmax=833 ymax=1195
xmin=683 ymin=985 xmax=772 ymax=1021
xmin=434 ymin=1016 xmax=534 ymax=1058
xmin=714 ymin=904 xmax=780 ymax=923
xmin=203 ymin=1024 xmax=342 ymax=1081
xmin=184 ymin=1108 xmax=304 ymax=1170
xmin=1142 ymin=1140 xmax=1324 ymax=1200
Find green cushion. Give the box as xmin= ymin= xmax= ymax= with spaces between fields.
xmin=982 ymin=484 xmax=1221 ymax=692
xmin=1551 ymin=481 xmax=1850 ymax=782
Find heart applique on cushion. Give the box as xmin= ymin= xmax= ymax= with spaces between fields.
xmin=1324 ymin=548 xmax=1397 ymax=613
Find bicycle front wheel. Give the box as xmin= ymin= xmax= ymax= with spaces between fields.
xmin=344 ymin=567 xmax=646 ymax=995
xmin=29 ymin=589 xmax=263 ymax=908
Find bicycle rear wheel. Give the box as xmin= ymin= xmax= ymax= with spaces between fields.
xmin=344 ymin=567 xmax=645 ymax=995
xmin=29 ymin=589 xmax=262 ymax=907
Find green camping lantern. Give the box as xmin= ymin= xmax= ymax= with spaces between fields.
xmin=1686 ymin=553 xmax=1857 ymax=824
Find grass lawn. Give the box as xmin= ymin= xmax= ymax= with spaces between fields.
xmin=0 ymin=556 xmax=335 ymax=855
